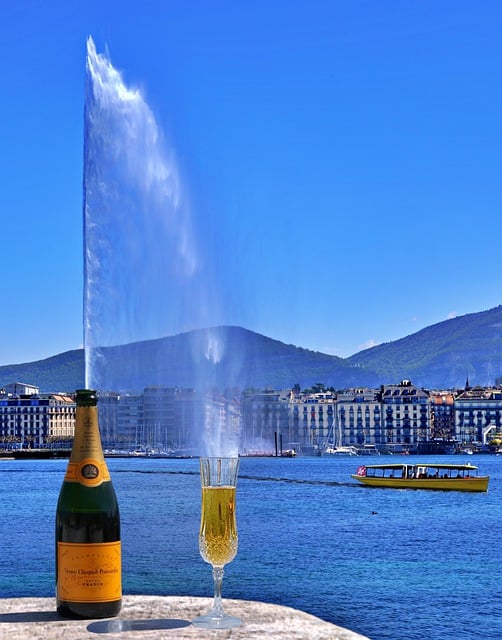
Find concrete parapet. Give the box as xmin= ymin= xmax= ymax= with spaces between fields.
xmin=0 ymin=595 xmax=370 ymax=639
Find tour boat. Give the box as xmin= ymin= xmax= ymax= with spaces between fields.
xmin=351 ymin=462 xmax=489 ymax=492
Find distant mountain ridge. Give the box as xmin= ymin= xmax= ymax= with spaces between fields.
xmin=1 ymin=306 xmax=501 ymax=392
xmin=347 ymin=305 xmax=502 ymax=388
xmin=85 ymin=326 xmax=379 ymax=392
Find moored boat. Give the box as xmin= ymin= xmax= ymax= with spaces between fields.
xmin=352 ymin=462 xmax=489 ymax=492
xmin=323 ymin=445 xmax=359 ymax=456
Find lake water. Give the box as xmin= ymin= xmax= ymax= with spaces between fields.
xmin=1 ymin=454 xmax=500 ymax=640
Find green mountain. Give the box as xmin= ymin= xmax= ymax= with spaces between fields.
xmin=1 ymin=306 xmax=501 ymax=392
xmin=86 ymin=326 xmax=380 ymax=392
xmin=0 ymin=350 xmax=85 ymax=393
xmin=347 ymin=305 xmax=502 ymax=388
xmin=0 ymin=327 xmax=377 ymax=393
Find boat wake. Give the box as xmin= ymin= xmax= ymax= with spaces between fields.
xmin=112 ymin=468 xmax=361 ymax=487
xmin=239 ymin=474 xmax=360 ymax=488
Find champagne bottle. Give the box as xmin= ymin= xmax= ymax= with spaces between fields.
xmin=56 ymin=389 xmax=122 ymax=618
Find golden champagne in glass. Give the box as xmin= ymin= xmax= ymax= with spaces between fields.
xmin=192 ymin=457 xmax=241 ymax=629
xmin=199 ymin=486 xmax=238 ymax=566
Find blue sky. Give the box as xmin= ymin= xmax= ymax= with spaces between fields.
xmin=1 ymin=1 xmax=501 ymax=366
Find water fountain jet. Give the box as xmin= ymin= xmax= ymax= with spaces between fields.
xmin=83 ymin=37 xmax=239 ymax=455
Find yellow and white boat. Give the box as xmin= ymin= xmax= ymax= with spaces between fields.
xmin=352 ymin=462 xmax=489 ymax=492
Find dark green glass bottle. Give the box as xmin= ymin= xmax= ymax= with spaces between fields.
xmin=55 ymin=389 xmax=122 ymax=618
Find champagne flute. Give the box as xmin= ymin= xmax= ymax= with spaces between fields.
xmin=192 ymin=456 xmax=241 ymax=629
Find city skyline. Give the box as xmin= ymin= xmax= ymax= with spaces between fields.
xmin=1 ymin=2 xmax=501 ymax=366
xmin=2 ymin=379 xmax=501 ymax=455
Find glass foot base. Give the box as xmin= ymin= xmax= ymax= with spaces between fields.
xmin=192 ymin=612 xmax=241 ymax=630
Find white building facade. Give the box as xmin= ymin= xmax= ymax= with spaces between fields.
xmin=0 ymin=385 xmax=76 ymax=449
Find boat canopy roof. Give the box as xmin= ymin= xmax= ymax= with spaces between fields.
xmin=362 ymin=463 xmax=479 ymax=471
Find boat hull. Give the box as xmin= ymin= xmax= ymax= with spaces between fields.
xmin=351 ymin=474 xmax=489 ymax=492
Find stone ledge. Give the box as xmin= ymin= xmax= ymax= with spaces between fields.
xmin=0 ymin=595 xmax=370 ymax=639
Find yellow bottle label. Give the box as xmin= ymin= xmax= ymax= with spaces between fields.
xmin=57 ymin=541 xmax=121 ymax=603
xmin=64 ymin=459 xmax=111 ymax=487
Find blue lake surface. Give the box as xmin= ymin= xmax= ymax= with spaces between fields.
xmin=1 ymin=454 xmax=501 ymax=639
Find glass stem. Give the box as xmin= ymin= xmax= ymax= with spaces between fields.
xmin=211 ymin=566 xmax=225 ymax=617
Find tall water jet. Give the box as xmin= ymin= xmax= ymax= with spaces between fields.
xmin=83 ymin=37 xmax=239 ymax=455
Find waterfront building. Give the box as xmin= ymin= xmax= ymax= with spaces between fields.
xmin=2 ymin=382 xmax=39 ymax=396
xmin=48 ymin=394 xmax=77 ymax=441
xmin=0 ymin=386 xmax=75 ymax=449
xmin=93 ymin=387 xmax=200 ymax=451
xmin=240 ymin=388 xmax=294 ymax=452
xmin=97 ymin=392 xmax=120 ymax=449
xmin=143 ymin=386 xmax=174 ymax=450
xmin=290 ymin=390 xmax=336 ymax=451
xmin=141 ymin=386 xmax=202 ymax=451
xmin=454 ymin=384 xmax=502 ymax=445
xmin=335 ymin=388 xmax=382 ymax=446
xmin=115 ymin=392 xmax=144 ymax=449
xmin=201 ymin=390 xmax=241 ymax=454
xmin=380 ymin=380 xmax=430 ymax=449
xmin=4 ymin=376 xmax=502 ymax=454
xmin=96 ymin=391 xmax=146 ymax=450
xmin=429 ymin=391 xmax=455 ymax=441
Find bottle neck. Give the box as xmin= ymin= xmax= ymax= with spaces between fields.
xmin=70 ymin=404 xmax=105 ymax=463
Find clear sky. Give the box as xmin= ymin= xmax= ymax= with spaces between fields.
xmin=1 ymin=0 xmax=501 ymax=366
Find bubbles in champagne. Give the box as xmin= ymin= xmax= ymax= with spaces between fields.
xmin=199 ymin=486 xmax=238 ymax=566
